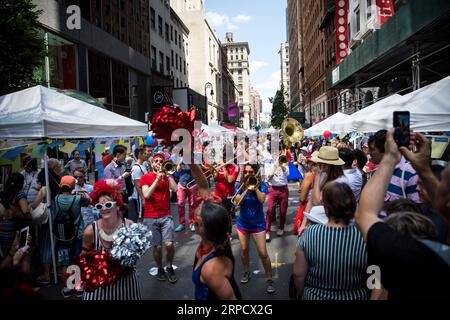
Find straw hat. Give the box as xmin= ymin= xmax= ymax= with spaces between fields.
xmin=311 ymin=146 xmax=345 ymax=166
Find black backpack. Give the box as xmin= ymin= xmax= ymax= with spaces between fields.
xmin=53 ymin=195 xmax=78 ymax=243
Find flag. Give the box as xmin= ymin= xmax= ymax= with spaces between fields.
xmin=376 ymin=0 xmax=395 ymax=26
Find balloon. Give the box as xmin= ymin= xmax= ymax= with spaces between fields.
xmin=164 ymin=152 xmax=171 ymax=160
xmin=323 ymin=131 xmax=332 ymax=139
xmin=145 ymin=136 xmax=155 ymax=146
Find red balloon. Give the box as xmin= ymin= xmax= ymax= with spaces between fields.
xmin=323 ymin=131 xmax=332 ymax=139
xmin=202 ymin=132 xmax=209 ymax=138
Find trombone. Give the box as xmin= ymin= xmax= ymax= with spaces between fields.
xmin=231 ymin=169 xmax=261 ymax=208
xmin=186 ymin=158 xmax=237 ymax=189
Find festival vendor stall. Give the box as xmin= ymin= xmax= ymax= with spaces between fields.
xmin=0 ymin=85 xmax=148 ymax=284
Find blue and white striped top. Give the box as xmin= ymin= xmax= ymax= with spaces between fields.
xmin=298 ymin=224 xmax=369 ymax=300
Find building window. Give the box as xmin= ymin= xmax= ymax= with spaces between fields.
xmin=183 ymin=61 xmax=186 ymax=75
xmin=165 ymin=23 xmax=169 ymax=41
xmin=158 ymin=15 xmax=163 ymax=37
xmin=159 ymin=51 xmax=164 ymax=73
xmin=179 ymin=57 xmax=182 ymax=71
xmin=241 ymin=54 xmax=243 ymax=60
xmin=176 ymin=78 xmax=179 ymax=87
xmin=186 ymin=43 xmax=188 ymax=55
xmin=240 ymin=48 xmax=243 ymax=52
xmin=171 ymin=50 xmax=174 ymax=67
xmin=175 ymin=53 xmax=178 ymax=70
xmin=166 ymin=56 xmax=170 ymax=73
xmin=175 ymin=30 xmax=178 ymax=45
xmin=170 ymin=25 xmax=173 ymax=41
xmin=235 ymin=55 xmax=238 ymax=60
xmin=355 ymin=7 xmax=360 ymax=33
xmin=151 ymin=46 xmax=156 ymax=69
xmin=366 ymin=0 xmax=372 ymax=19
xmin=178 ymin=35 xmax=182 ymax=49
xmin=150 ymin=7 xmax=155 ymax=30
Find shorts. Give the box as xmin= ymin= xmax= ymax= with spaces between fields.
xmin=144 ymin=216 xmax=174 ymax=246
xmin=236 ymin=226 xmax=265 ymax=235
xmin=56 ymin=238 xmax=82 ymax=267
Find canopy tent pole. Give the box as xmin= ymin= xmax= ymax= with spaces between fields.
xmin=43 ymin=144 xmax=58 ymax=284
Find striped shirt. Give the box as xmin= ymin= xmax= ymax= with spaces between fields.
xmin=372 ymin=157 xmax=420 ymax=203
xmin=298 ymin=224 xmax=369 ymax=300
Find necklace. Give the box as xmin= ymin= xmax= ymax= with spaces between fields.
xmin=197 ymin=241 xmax=213 ymax=256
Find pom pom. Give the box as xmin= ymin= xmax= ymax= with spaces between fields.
xmin=75 ymin=250 xmax=123 ymax=292
xmin=110 ymin=223 xmax=152 ymax=267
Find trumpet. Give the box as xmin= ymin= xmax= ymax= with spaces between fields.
xmin=186 ymin=158 xmax=237 ymax=189
xmin=161 ymin=160 xmax=176 ymax=175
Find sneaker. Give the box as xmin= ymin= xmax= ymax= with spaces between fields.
xmin=266 ymin=279 xmax=276 ymax=294
xmin=240 ymin=271 xmax=251 ymax=284
xmin=166 ymin=267 xmax=178 ymax=283
xmin=175 ymin=225 xmax=186 ymax=232
xmin=156 ymin=268 xmax=166 ymax=281
xmin=265 ymin=233 xmax=271 ymax=242
xmin=277 ymin=229 xmax=284 ymax=237
xmin=189 ymin=224 xmax=196 ymax=232
xmin=61 ymin=287 xmax=73 ymax=298
xmin=74 ymin=287 xmax=85 ymax=298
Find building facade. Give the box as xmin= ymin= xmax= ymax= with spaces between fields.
xmin=279 ymin=42 xmax=290 ymax=107
xmin=249 ymin=87 xmax=261 ymax=128
xmin=221 ymin=46 xmax=239 ymax=126
xmin=172 ymin=0 xmax=222 ymax=125
xmin=34 ymin=0 xmax=153 ymax=121
xmin=222 ymin=32 xmax=251 ymax=130
xmin=287 ymin=0 xmax=302 ymax=114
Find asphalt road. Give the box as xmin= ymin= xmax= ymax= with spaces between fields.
xmin=41 ymin=182 xmax=301 ymax=300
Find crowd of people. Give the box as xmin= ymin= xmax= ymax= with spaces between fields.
xmin=0 ymin=128 xmax=449 ymax=300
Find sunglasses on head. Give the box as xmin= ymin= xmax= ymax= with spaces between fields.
xmin=95 ymin=201 xmax=116 ymax=210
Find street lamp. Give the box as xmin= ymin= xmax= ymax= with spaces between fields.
xmin=301 ymin=82 xmax=312 ymax=126
xmin=204 ymin=82 xmax=214 ymax=124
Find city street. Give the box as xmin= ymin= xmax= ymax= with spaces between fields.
xmin=41 ymin=182 xmax=301 ymax=300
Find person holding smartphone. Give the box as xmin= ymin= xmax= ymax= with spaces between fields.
xmin=367 ymin=129 xmax=420 ymax=204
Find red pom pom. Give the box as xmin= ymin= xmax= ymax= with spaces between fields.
xmin=75 ymin=250 xmax=124 ymax=292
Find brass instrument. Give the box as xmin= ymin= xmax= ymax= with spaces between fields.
xmin=186 ymin=158 xmax=237 ymax=189
xmin=281 ymin=118 xmax=304 ymax=148
xmin=231 ymin=169 xmax=261 ymax=207
xmin=161 ymin=160 xmax=176 ymax=175
xmin=267 ymin=155 xmax=289 ymax=181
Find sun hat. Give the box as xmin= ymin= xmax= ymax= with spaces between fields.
xmin=304 ymin=205 xmax=328 ymax=224
xmin=301 ymin=146 xmax=308 ymax=152
xmin=311 ymin=146 xmax=345 ymax=166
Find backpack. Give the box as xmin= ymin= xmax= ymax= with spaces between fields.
xmin=53 ymin=195 xmax=78 ymax=243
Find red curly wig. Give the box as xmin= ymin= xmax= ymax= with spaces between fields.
xmin=90 ymin=179 xmax=126 ymax=211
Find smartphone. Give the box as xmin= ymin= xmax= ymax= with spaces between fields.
xmin=19 ymin=226 xmax=29 ymax=248
xmin=393 ymin=111 xmax=410 ymax=148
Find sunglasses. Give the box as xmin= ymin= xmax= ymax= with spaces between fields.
xmin=95 ymin=201 xmax=116 ymax=210
xmin=244 ymin=170 xmax=255 ymax=174
xmin=73 ymin=175 xmax=84 ymax=179
xmin=153 ymin=159 xmax=164 ymax=164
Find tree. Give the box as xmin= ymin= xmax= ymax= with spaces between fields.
xmin=270 ymin=85 xmax=289 ymax=128
xmin=0 ymin=0 xmax=46 ymax=95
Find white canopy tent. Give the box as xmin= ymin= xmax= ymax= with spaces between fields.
xmin=0 ymin=85 xmax=148 ymax=284
xmin=333 ymin=94 xmax=404 ymax=133
xmin=0 ymin=85 xmax=148 ymax=138
xmin=304 ymin=112 xmax=350 ymax=136
xmin=335 ymin=75 xmax=450 ymax=133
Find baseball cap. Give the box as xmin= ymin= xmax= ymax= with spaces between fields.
xmin=153 ymin=153 xmax=165 ymax=161
xmin=60 ymin=175 xmax=76 ymax=189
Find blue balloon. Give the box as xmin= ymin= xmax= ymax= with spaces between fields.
xmin=145 ymin=136 xmax=155 ymax=146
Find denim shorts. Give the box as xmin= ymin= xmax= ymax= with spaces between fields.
xmin=144 ymin=216 xmax=174 ymax=246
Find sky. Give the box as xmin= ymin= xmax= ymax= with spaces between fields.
xmin=204 ymin=0 xmax=287 ymax=120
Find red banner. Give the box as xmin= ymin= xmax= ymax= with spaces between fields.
xmin=376 ymin=0 xmax=395 ymax=26
xmin=335 ymin=0 xmax=349 ymax=65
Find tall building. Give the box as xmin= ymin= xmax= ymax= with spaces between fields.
xmin=287 ymin=0 xmax=303 ymax=115
xmin=222 ymin=32 xmax=251 ymax=130
xmin=221 ymin=46 xmax=238 ymax=125
xmin=329 ymin=0 xmax=450 ymax=115
xmin=249 ymin=87 xmax=261 ymax=128
xmin=149 ymin=1 xmax=190 ymax=115
xmin=172 ymin=0 xmax=223 ymax=125
xmin=33 ymin=0 xmax=152 ymax=121
xmin=299 ymin=0 xmax=329 ymax=124
xmin=279 ymin=42 xmax=290 ymax=107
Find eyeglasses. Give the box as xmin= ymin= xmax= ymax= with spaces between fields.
xmin=94 ymin=201 xmax=116 ymax=210
xmin=153 ymin=159 xmax=163 ymax=164
xmin=244 ymin=170 xmax=254 ymax=174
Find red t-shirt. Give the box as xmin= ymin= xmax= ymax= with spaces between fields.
xmin=214 ymin=164 xmax=240 ymax=198
xmin=140 ymin=172 xmax=171 ymax=218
